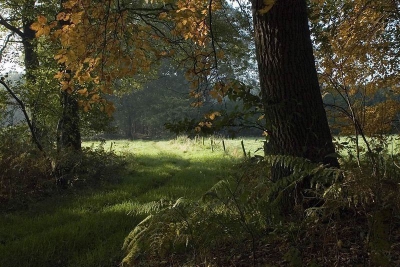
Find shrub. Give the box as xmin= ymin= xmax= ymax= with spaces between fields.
xmin=0 ymin=126 xmax=127 ymax=211
xmin=0 ymin=126 xmax=53 ymax=210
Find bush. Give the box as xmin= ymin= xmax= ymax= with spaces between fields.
xmin=122 ymin=150 xmax=400 ymax=266
xmin=0 ymin=126 xmax=53 ymax=210
xmin=0 ymin=126 xmax=127 ymax=211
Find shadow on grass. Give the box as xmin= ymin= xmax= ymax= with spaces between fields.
xmin=0 ymin=148 xmax=239 ymax=267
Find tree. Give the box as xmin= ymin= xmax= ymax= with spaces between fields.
xmin=0 ymin=0 xmax=61 ymax=150
xmin=309 ymin=0 xmax=400 ymax=164
xmin=32 ymin=0 xmax=338 ymax=172
xmin=251 ymin=0 xmax=338 ymax=173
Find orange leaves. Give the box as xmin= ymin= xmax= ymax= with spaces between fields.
xmin=310 ymin=1 xmax=400 ymax=136
xmin=209 ymin=81 xmax=232 ymax=103
xmin=61 ymin=81 xmax=73 ymax=93
xmin=77 ymin=88 xmax=88 ymax=96
xmin=29 ymin=0 xmax=224 ymax=118
xmin=198 ymin=121 xmax=212 ymax=128
xmin=361 ymin=100 xmax=399 ymax=135
xmin=159 ymin=12 xmax=168 ymax=19
xmin=194 ymin=111 xmax=221 ymax=132
xmin=37 ymin=14 xmax=47 ymax=24
xmin=205 ymin=111 xmax=221 ymax=120
xmin=63 ymin=0 xmax=79 ymax=9
xmin=30 ymin=15 xmax=56 ymax=37
xmin=70 ymin=11 xmax=85 ymax=24
xmin=56 ymin=12 xmax=70 ymax=21
xmin=171 ymin=0 xmax=214 ymax=47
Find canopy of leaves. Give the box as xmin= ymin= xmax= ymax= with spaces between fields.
xmin=310 ymin=0 xmax=400 ymax=135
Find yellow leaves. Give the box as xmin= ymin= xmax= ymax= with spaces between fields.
xmin=189 ymin=89 xmax=201 ymax=99
xmin=78 ymin=93 xmax=115 ymax=116
xmin=191 ymin=101 xmax=203 ymax=107
xmin=57 ymin=12 xmax=70 ymax=21
xmin=56 ymin=11 xmax=84 ymax=24
xmin=30 ymin=0 xmax=221 ymax=121
xmin=78 ymin=100 xmax=91 ymax=112
xmin=70 ymin=11 xmax=85 ymax=24
xmin=30 ymin=15 xmax=52 ymax=37
xmin=159 ymin=12 xmax=168 ymax=19
xmin=37 ymin=15 xmax=47 ymax=24
xmin=54 ymin=53 xmax=68 ymax=64
xmin=194 ymin=111 xmax=222 ymax=133
xmin=54 ymin=71 xmax=65 ymax=80
xmin=198 ymin=121 xmax=212 ymax=128
xmin=362 ymin=100 xmax=398 ymax=135
xmin=209 ymin=81 xmax=229 ymax=103
xmin=61 ymin=81 xmax=73 ymax=93
xmin=77 ymin=88 xmax=88 ymax=96
xmin=205 ymin=111 xmax=221 ymax=120
xmin=259 ymin=0 xmax=275 ymax=14
xmin=76 ymin=71 xmax=92 ymax=84
xmin=171 ymin=0 xmax=211 ymax=47
xmin=63 ymin=0 xmax=79 ymax=9
xmin=176 ymin=7 xmax=196 ymax=13
xmin=83 ymin=57 xmax=100 ymax=69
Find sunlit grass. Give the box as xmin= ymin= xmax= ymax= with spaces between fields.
xmin=0 ymin=138 xmax=244 ymax=267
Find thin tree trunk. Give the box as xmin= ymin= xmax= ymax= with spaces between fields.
xmin=57 ymin=90 xmax=82 ymax=151
xmin=22 ymin=17 xmax=45 ymax=144
xmin=56 ymin=0 xmax=82 ymax=152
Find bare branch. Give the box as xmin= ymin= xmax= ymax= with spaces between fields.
xmin=0 ymin=79 xmax=44 ymax=153
xmin=0 ymin=32 xmax=14 ymax=63
xmin=0 ymin=14 xmax=24 ymax=37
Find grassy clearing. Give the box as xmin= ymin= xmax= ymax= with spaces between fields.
xmin=0 ymin=138 xmax=243 ymax=267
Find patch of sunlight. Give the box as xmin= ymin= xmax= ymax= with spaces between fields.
xmin=102 ymin=201 xmax=147 ymax=215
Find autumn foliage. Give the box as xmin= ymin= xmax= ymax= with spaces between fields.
xmin=310 ymin=0 xmax=400 ymax=136
xmin=30 ymin=0 xmax=223 ymax=118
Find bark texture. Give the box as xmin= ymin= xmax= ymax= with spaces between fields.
xmin=57 ymin=90 xmax=82 ymax=151
xmin=251 ymin=0 xmax=338 ymax=169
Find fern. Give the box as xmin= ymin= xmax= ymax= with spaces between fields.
xmin=122 ymin=155 xmax=345 ymax=266
xmin=265 ymin=155 xmax=341 ymax=194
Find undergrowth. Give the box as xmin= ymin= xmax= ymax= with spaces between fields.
xmin=122 ymin=141 xmax=400 ymax=266
xmin=0 ymin=127 xmax=126 ymax=212
xmin=0 ymin=139 xmax=238 ymax=267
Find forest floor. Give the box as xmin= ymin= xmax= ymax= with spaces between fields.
xmin=1 ymin=138 xmax=400 ymax=266
xmin=0 ymin=138 xmax=253 ymax=267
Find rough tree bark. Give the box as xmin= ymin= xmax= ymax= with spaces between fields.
xmin=251 ymin=0 xmax=338 ymax=176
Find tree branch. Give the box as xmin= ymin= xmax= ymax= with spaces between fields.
xmin=0 ymin=79 xmax=44 ymax=153
xmin=0 ymin=32 xmax=14 ymax=63
xmin=0 ymin=14 xmax=24 ymax=37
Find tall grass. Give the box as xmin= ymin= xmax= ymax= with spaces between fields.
xmin=0 ymin=138 xmax=242 ymax=267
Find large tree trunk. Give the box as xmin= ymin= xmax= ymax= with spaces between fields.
xmin=251 ymin=0 xmax=338 ymax=173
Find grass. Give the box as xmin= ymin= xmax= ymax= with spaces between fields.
xmin=0 ymin=138 xmax=245 ymax=267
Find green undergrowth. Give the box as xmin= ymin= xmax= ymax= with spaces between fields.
xmin=0 ymin=138 xmax=241 ymax=267
xmin=121 ymin=137 xmax=400 ymax=266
